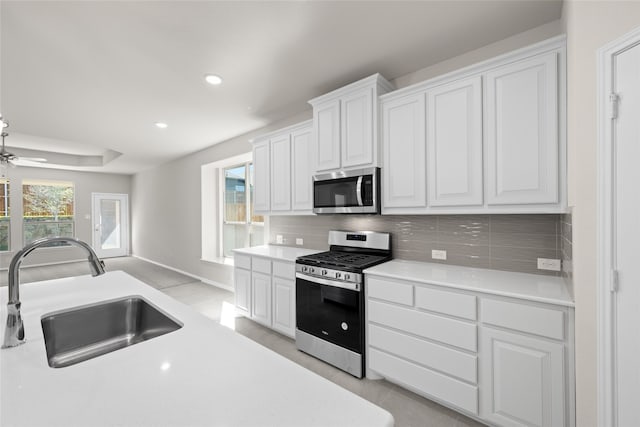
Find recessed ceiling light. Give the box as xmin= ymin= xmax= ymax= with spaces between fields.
xmin=205 ymin=74 xmax=223 ymax=85
xmin=155 ymin=122 xmax=168 ymax=129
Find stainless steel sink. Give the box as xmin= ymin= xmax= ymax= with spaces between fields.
xmin=41 ymin=296 xmax=182 ymax=368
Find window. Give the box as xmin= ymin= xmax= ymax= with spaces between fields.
xmin=22 ymin=180 xmax=74 ymax=245
xmin=222 ymin=162 xmax=264 ymax=257
xmin=0 ymin=178 xmax=9 ymax=251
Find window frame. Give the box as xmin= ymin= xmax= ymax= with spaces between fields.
xmin=220 ymin=161 xmax=264 ymax=258
xmin=21 ymin=179 xmax=76 ymax=246
xmin=0 ymin=178 xmax=10 ymax=252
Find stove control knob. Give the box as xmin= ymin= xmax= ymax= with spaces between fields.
xmin=302 ymin=266 xmax=308 ymax=273
xmin=321 ymin=269 xmax=328 ymax=276
xmin=309 ymin=268 xmax=315 ymax=274
xmin=335 ymin=272 xmax=342 ymax=279
xmin=344 ymin=274 xmax=351 ymax=281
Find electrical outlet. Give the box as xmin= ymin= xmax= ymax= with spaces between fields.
xmin=296 ymin=238 xmax=304 ymax=246
xmin=537 ymin=258 xmax=561 ymax=271
xmin=276 ymin=235 xmax=283 ymax=244
xmin=431 ymin=249 xmax=447 ymax=260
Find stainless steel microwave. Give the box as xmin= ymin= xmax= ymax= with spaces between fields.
xmin=313 ymin=167 xmax=380 ymax=214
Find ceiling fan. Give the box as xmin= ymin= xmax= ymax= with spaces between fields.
xmin=0 ymin=116 xmax=47 ymax=171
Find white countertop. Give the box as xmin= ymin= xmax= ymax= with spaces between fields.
xmin=233 ymin=245 xmax=320 ymax=262
xmin=0 ymin=271 xmax=393 ymax=427
xmin=364 ymin=260 xmax=574 ymax=307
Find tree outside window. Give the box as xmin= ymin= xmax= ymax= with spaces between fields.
xmin=23 ymin=180 xmax=74 ymax=245
xmin=222 ymin=163 xmax=264 ymax=257
xmin=0 ymin=179 xmax=9 ymax=251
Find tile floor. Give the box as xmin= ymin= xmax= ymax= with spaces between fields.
xmin=1 ymin=256 xmax=484 ymax=427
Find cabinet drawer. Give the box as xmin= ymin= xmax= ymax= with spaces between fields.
xmin=234 ymin=254 xmax=251 ymax=270
xmin=369 ymin=324 xmax=477 ymax=384
xmin=370 ymin=348 xmax=478 ymax=415
xmin=481 ymin=299 xmax=564 ymax=340
xmin=369 ymin=300 xmax=477 ymax=351
xmin=252 ymin=257 xmax=272 ymax=275
xmin=368 ymin=277 xmax=413 ymax=306
xmin=272 ymin=261 xmax=294 ymax=279
xmin=415 ymin=286 xmax=477 ymax=320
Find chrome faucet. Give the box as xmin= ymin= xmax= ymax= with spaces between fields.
xmin=2 ymin=237 xmax=106 ymax=348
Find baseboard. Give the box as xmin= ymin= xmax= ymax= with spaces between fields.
xmin=131 ymin=255 xmax=234 ymax=293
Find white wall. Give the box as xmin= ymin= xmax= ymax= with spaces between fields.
xmin=562 ymin=2 xmax=640 ymax=426
xmin=0 ymin=166 xmax=131 ymax=268
xmin=130 ymin=20 xmax=562 ymax=288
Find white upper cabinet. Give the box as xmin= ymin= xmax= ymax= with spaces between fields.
xmin=252 ymin=139 xmax=270 ymax=214
xmin=341 ymin=87 xmax=374 ymax=168
xmin=270 ymin=134 xmax=292 ymax=212
xmin=314 ymin=100 xmax=341 ymax=172
xmin=427 ymin=76 xmax=483 ymax=207
xmin=382 ymin=93 xmax=427 ymax=208
xmin=380 ymin=36 xmax=565 ymax=214
xmin=309 ymin=74 xmax=394 ymax=173
xmin=251 ymin=120 xmax=313 ymax=216
xmin=485 ymin=52 xmax=559 ymax=205
xmin=291 ymin=127 xmax=313 ymax=211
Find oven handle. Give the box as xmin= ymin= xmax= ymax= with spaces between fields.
xmin=296 ymin=272 xmax=360 ymax=292
xmin=356 ymin=176 xmax=364 ymax=206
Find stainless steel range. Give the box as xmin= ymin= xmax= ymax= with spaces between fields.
xmin=295 ymin=230 xmax=391 ymax=378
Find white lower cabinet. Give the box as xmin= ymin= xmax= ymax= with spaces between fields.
xmin=251 ymin=271 xmax=271 ymax=327
xmin=366 ymin=274 xmax=574 ymax=427
xmin=480 ymin=327 xmax=565 ymax=427
xmin=233 ymin=252 xmax=298 ymax=338
xmin=234 ymin=267 xmax=251 ymax=317
xmin=272 ymin=276 xmax=295 ymax=337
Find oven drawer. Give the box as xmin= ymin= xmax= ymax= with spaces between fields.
xmin=369 ymin=348 xmax=478 ymax=415
xmin=369 ymin=324 xmax=477 ymax=384
xmin=368 ymin=300 xmax=477 ymax=352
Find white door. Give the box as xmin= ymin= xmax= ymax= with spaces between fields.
xmin=251 ymin=272 xmax=272 ymax=327
xmin=613 ymin=40 xmax=640 ymax=427
xmin=313 ymin=99 xmax=341 ymax=172
xmin=252 ymin=139 xmax=270 ymax=213
xmin=91 ymin=193 xmax=129 ymax=258
xmin=341 ymin=88 xmax=373 ymax=168
xmin=270 ymin=133 xmax=291 ymax=212
xmin=272 ymin=277 xmax=295 ymax=338
xmin=234 ymin=267 xmax=251 ymax=317
xmin=381 ymin=93 xmax=426 ymax=209
xmin=485 ymin=52 xmax=559 ymax=205
xmin=480 ymin=327 xmax=565 ymax=427
xmin=427 ymin=76 xmax=483 ymax=207
xmin=291 ymin=126 xmax=313 ymax=211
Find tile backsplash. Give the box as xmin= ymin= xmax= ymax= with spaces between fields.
xmin=560 ymin=212 xmax=573 ymax=282
xmin=269 ymin=214 xmax=565 ymax=276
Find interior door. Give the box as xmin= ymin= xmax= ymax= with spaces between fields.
xmin=613 ymin=41 xmax=640 ymax=427
xmin=91 ymin=193 xmax=129 ymax=258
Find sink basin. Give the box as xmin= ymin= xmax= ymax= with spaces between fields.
xmin=41 ymin=296 xmax=182 ymax=368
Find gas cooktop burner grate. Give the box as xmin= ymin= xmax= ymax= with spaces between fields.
xmin=297 ymin=251 xmax=389 ymax=269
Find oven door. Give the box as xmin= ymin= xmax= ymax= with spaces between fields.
xmin=295 ymin=273 xmax=363 ymax=354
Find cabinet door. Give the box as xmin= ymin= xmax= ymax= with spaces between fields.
xmin=381 ymin=93 xmax=427 ymax=208
xmin=341 ymin=88 xmax=374 ymax=168
xmin=252 ymin=140 xmax=271 ymax=213
xmin=234 ymin=267 xmax=251 ymax=317
xmin=313 ymin=99 xmax=341 ymax=172
xmin=485 ymin=52 xmax=559 ymax=205
xmin=480 ymin=327 xmax=565 ymax=427
xmin=272 ymin=277 xmax=295 ymax=338
xmin=251 ymin=271 xmax=272 ymax=327
xmin=291 ymin=126 xmax=313 ymax=211
xmin=270 ymin=133 xmax=292 ymax=211
xmin=427 ymin=76 xmax=483 ymax=206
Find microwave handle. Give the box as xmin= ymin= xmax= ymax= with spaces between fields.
xmin=356 ymin=176 xmax=364 ymax=206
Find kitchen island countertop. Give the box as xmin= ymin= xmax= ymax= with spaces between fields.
xmin=0 ymin=271 xmax=394 ymax=427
